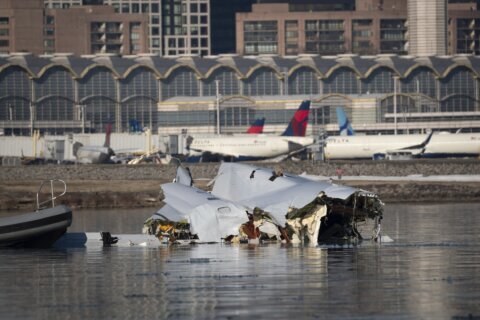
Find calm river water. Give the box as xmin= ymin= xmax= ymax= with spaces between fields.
xmin=1 ymin=203 xmax=479 ymax=319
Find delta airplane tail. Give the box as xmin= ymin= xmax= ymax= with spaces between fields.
xmin=246 ymin=118 xmax=265 ymax=134
xmin=103 ymin=123 xmax=113 ymax=148
xmin=336 ymin=107 xmax=355 ymax=136
xmin=281 ymin=100 xmax=311 ymax=137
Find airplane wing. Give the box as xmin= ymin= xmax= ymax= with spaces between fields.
xmin=188 ymin=146 xmax=241 ymax=158
xmin=398 ymin=131 xmax=433 ymax=152
xmin=373 ymin=132 xmax=434 ymax=157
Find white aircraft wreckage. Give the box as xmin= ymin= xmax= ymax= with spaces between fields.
xmin=144 ymin=163 xmax=385 ymax=245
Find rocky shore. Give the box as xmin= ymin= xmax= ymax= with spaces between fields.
xmin=1 ymin=159 xmax=479 ymax=210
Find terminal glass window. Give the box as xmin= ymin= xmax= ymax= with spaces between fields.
xmin=288 ymin=67 xmax=319 ymax=95
xmin=361 ymin=67 xmax=395 ymax=94
xmin=323 ymin=67 xmax=359 ymax=95
xmin=202 ymin=67 xmax=240 ymax=97
xmin=243 ymin=67 xmax=280 ymax=96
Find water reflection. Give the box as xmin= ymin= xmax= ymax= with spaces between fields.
xmin=1 ymin=203 xmax=479 ymax=318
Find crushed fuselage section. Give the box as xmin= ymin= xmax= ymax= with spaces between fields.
xmin=145 ymin=163 xmax=384 ymax=245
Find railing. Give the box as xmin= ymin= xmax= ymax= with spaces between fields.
xmin=36 ymin=179 xmax=67 ymax=211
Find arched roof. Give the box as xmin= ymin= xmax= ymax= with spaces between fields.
xmin=36 ymin=63 xmax=78 ymax=78
xmin=80 ymin=64 xmax=121 ymax=79
xmin=220 ymin=95 xmax=256 ymax=104
xmin=123 ymin=64 xmax=161 ymax=79
xmin=204 ymin=64 xmax=242 ymax=78
xmin=163 ymin=63 xmax=203 ymax=79
xmin=1 ymin=53 xmax=480 ymax=80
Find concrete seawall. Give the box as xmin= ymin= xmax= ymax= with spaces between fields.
xmin=1 ymin=159 xmax=479 ymax=210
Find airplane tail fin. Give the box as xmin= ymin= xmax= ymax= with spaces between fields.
xmin=281 ymin=100 xmax=311 ymax=137
xmin=72 ymin=141 xmax=83 ymax=157
xmin=336 ymin=107 xmax=355 ymax=136
xmin=104 ymin=123 xmax=113 ymax=148
xmin=246 ymin=117 xmax=265 ymax=134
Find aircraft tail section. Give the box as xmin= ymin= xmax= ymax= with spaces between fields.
xmin=104 ymin=123 xmax=113 ymax=148
xmin=246 ymin=118 xmax=265 ymax=134
xmin=72 ymin=142 xmax=83 ymax=157
xmin=281 ymin=100 xmax=310 ymax=137
xmin=336 ymin=107 xmax=355 ymax=136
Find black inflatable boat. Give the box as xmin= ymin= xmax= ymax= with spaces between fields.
xmin=0 ymin=205 xmax=72 ymax=247
xmin=0 ymin=179 xmax=72 ymax=248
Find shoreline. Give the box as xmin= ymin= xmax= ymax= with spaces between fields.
xmin=1 ymin=160 xmax=479 ymax=210
xmin=1 ymin=178 xmax=479 ymax=210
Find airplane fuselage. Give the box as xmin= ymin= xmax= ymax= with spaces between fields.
xmin=189 ymin=135 xmax=315 ymax=159
xmin=324 ymin=133 xmax=480 ymax=160
xmin=75 ymin=146 xmax=113 ymax=164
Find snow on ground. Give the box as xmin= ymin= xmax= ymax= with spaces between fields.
xmin=300 ymin=174 xmax=480 ymax=182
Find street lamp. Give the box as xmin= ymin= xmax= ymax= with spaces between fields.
xmin=393 ymin=76 xmax=398 ymax=135
xmin=8 ymin=104 xmax=13 ymax=121
xmin=215 ymin=80 xmax=221 ymax=135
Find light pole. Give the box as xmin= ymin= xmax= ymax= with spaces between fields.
xmin=78 ymin=104 xmax=86 ymax=134
xmin=393 ymin=76 xmax=398 ymax=135
xmin=8 ymin=104 xmax=12 ymax=121
xmin=215 ymin=80 xmax=220 ymax=135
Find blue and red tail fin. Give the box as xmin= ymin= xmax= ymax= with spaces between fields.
xmin=336 ymin=107 xmax=355 ymax=136
xmin=281 ymin=100 xmax=310 ymax=137
xmin=247 ymin=117 xmax=265 ymax=134
xmin=104 ymin=123 xmax=112 ymax=148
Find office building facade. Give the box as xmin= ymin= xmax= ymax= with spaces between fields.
xmin=0 ymin=0 xmax=148 ymax=55
xmin=236 ymin=0 xmax=480 ymax=56
xmin=99 ymin=0 xmax=210 ymax=56
xmin=45 ymin=6 xmax=149 ymax=55
xmin=0 ymin=0 xmax=45 ymax=55
xmin=408 ymin=0 xmax=447 ymax=56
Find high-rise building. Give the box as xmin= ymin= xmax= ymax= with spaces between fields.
xmin=100 ymin=0 xmax=210 ymax=56
xmin=236 ymin=0 xmax=480 ymax=56
xmin=162 ymin=0 xmax=210 ymax=56
xmin=449 ymin=0 xmax=480 ymax=54
xmin=44 ymin=0 xmax=82 ymax=9
xmin=0 ymin=0 xmax=148 ymax=55
xmin=409 ymin=0 xmax=447 ymax=56
xmin=207 ymin=0 xmax=255 ymax=54
xmin=46 ymin=6 xmax=149 ymax=55
xmin=0 ymin=0 xmax=45 ymax=54
xmin=101 ymin=0 xmax=162 ymax=54
xmin=237 ymin=2 xmax=408 ymax=56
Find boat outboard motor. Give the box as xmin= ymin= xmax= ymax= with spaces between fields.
xmin=101 ymin=232 xmax=118 ymax=246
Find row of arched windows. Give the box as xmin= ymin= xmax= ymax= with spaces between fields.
xmin=1 ymin=64 xmax=478 ymax=100
xmin=1 ymin=63 xmax=479 ymax=133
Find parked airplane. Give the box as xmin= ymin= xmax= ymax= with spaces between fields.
xmin=72 ymin=124 xmax=115 ymax=164
xmin=324 ymin=131 xmax=480 ymax=160
xmin=336 ymin=107 xmax=355 ymax=136
xmin=186 ymin=100 xmax=314 ymax=161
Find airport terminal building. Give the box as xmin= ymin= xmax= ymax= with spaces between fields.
xmin=1 ymin=52 xmax=480 ymax=137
